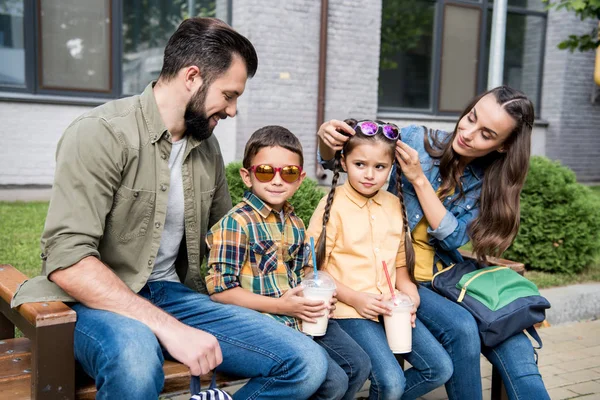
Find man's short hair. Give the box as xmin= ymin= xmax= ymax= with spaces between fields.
xmin=160 ymin=17 xmax=258 ymax=84
xmin=243 ymin=126 xmax=304 ymax=168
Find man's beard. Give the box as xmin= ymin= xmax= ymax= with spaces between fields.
xmin=184 ymin=85 xmax=213 ymax=142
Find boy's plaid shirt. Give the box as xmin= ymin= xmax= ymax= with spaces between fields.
xmin=205 ymin=191 xmax=306 ymax=330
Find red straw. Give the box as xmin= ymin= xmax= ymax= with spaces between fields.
xmin=382 ymin=261 xmax=397 ymax=302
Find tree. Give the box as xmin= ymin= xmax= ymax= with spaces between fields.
xmin=544 ymin=0 xmax=600 ymax=51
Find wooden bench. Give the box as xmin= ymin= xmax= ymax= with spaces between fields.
xmin=0 ymin=251 xmax=523 ymax=399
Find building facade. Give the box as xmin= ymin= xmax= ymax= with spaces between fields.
xmin=0 ymin=0 xmax=598 ymax=186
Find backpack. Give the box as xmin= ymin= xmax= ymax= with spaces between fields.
xmin=431 ymin=260 xmax=551 ymax=349
xmin=190 ymin=374 xmax=233 ymax=400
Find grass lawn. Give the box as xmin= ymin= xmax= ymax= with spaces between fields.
xmin=0 ymin=201 xmax=48 ymax=278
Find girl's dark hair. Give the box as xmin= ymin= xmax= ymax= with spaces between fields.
xmin=159 ymin=18 xmax=258 ymax=85
xmin=315 ymin=119 xmax=417 ymax=284
xmin=423 ymin=86 xmax=534 ymax=261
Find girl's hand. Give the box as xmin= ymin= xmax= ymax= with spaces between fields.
xmin=328 ymin=292 xmax=338 ymax=319
xmin=318 ymin=119 xmax=354 ymax=153
xmin=351 ymin=292 xmax=392 ymax=320
xmin=395 ymin=141 xmax=425 ymax=183
xmin=278 ymin=286 xmax=328 ymax=323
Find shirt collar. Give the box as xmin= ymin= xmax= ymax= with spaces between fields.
xmin=140 ymin=82 xmax=169 ymax=144
xmin=341 ymin=180 xmax=385 ymax=208
xmin=243 ymin=191 xmax=294 ymax=219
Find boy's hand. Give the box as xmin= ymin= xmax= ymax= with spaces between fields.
xmin=278 ymin=286 xmax=328 ymax=323
xmin=351 ymin=292 xmax=392 ymax=320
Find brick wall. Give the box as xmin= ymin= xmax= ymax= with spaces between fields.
xmin=231 ymin=0 xmax=381 ymax=179
xmin=542 ymin=9 xmax=600 ymax=182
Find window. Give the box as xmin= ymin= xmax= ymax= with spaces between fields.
xmin=122 ymin=0 xmax=216 ymax=95
xmin=378 ymin=0 xmax=546 ymax=116
xmin=0 ymin=0 xmax=25 ymax=87
xmin=0 ymin=0 xmax=223 ymax=99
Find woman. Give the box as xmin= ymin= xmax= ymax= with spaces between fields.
xmin=317 ymin=86 xmax=549 ymax=400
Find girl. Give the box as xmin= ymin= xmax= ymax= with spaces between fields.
xmin=317 ymin=86 xmax=549 ymax=400
xmin=306 ymin=119 xmax=452 ymax=400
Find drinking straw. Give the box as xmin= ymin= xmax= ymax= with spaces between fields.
xmin=310 ymin=236 xmax=318 ymax=280
xmin=382 ymin=261 xmax=397 ymax=303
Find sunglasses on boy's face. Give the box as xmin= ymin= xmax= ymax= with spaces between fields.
xmin=249 ymin=164 xmax=303 ymax=183
xmin=355 ymin=120 xmax=400 ymax=141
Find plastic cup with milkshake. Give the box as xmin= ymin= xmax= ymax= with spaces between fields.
xmin=300 ymin=271 xmax=336 ymax=337
xmin=383 ymin=292 xmax=414 ymax=353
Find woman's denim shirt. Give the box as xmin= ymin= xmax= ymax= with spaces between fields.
xmin=320 ymin=124 xmax=485 ymax=274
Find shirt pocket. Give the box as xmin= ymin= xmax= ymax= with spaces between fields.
xmin=199 ymin=186 xmax=217 ymax=234
xmin=449 ymin=195 xmax=478 ymax=217
xmin=250 ymin=240 xmax=278 ymax=275
xmin=105 ymin=186 xmax=155 ymax=243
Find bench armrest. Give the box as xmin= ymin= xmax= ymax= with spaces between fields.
xmin=458 ymin=250 xmax=525 ymax=275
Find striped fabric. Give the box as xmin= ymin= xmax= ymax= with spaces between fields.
xmin=206 ymin=191 xmax=306 ymax=330
xmin=189 ymin=375 xmax=233 ymax=400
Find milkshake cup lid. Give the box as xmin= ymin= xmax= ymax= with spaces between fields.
xmin=302 ymin=270 xmax=336 ymax=290
xmin=387 ymin=292 xmax=413 ymax=309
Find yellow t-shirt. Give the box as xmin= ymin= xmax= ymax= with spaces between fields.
xmin=412 ymin=188 xmax=453 ymax=282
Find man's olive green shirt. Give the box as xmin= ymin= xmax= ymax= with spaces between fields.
xmin=12 ymin=83 xmax=232 ymax=307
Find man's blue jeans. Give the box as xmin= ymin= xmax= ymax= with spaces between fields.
xmin=336 ymin=317 xmax=453 ymax=400
xmin=417 ymin=283 xmax=550 ymax=400
xmin=71 ymin=281 xmax=329 ymax=400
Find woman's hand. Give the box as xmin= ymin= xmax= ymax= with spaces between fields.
xmin=318 ymin=119 xmax=354 ymax=153
xmin=395 ymin=141 xmax=425 ymax=183
xmin=350 ymin=292 xmax=392 ymax=320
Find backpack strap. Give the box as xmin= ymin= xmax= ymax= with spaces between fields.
xmin=190 ymin=373 xmax=218 ymax=394
xmin=526 ymin=326 xmax=543 ymax=364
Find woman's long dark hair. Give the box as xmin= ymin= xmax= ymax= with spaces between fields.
xmin=424 ymin=86 xmax=534 ymax=261
xmin=315 ymin=119 xmax=417 ymax=284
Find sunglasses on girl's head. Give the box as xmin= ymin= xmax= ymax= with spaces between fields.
xmin=249 ymin=164 xmax=303 ymax=183
xmin=355 ymin=120 xmax=400 ymax=141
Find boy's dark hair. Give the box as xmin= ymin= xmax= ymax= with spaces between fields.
xmin=242 ymin=126 xmax=304 ymax=168
xmin=159 ymin=17 xmax=258 ymax=85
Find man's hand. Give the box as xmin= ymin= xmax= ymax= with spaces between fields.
xmin=350 ymin=292 xmax=392 ymax=320
xmin=277 ymin=286 xmax=328 ymax=323
xmin=158 ymin=323 xmax=223 ymax=376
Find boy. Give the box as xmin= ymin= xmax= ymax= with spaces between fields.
xmin=206 ymin=126 xmax=370 ymax=400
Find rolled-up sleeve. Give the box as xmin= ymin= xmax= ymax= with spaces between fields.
xmin=42 ymin=117 xmax=126 ymax=276
xmin=427 ymin=207 xmax=479 ymax=251
xmin=205 ymin=215 xmax=247 ymax=294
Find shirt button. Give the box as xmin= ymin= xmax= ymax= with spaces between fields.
xmin=371 ymin=215 xmax=376 ymax=220
xmin=133 ymin=191 xmax=139 ymax=198
xmin=160 ymin=184 xmax=167 ymax=191
xmin=438 ymin=177 xmax=442 ymax=182
xmin=155 ymin=222 xmax=161 ymax=228
xmin=415 ymin=214 xmax=420 ymax=219
xmin=161 ymin=153 xmax=167 ymax=160
xmin=467 ymin=204 xmax=471 ymax=209
xmin=448 ymin=196 xmax=452 ymax=200
xmin=374 ymin=248 xmax=380 ymax=253
xmin=148 ymin=260 xmax=152 ymax=265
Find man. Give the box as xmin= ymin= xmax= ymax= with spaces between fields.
xmin=12 ymin=18 xmax=328 ymax=399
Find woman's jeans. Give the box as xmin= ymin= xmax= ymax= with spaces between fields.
xmin=71 ymin=281 xmax=330 ymax=400
xmin=417 ymin=283 xmax=550 ymax=400
xmin=336 ymin=317 xmax=453 ymax=400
